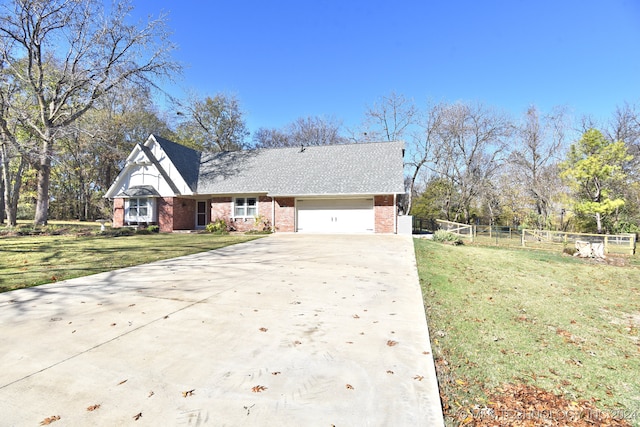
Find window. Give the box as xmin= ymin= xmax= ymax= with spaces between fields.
xmin=126 ymin=197 xmax=156 ymax=222
xmin=234 ymin=197 xmax=257 ymax=218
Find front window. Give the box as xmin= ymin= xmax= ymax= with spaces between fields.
xmin=234 ymin=197 xmax=257 ymax=218
xmin=126 ymin=197 xmax=155 ymax=222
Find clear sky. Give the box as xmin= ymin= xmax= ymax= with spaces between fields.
xmin=130 ymin=0 xmax=640 ymax=135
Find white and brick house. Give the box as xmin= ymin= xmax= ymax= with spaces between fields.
xmin=105 ymin=135 xmax=406 ymax=233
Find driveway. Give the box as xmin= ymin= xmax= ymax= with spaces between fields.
xmin=0 ymin=234 xmax=443 ymax=426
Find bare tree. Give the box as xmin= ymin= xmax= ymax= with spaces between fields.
xmin=175 ymin=93 xmax=249 ymax=151
xmin=432 ymin=102 xmax=512 ymax=223
xmin=0 ymin=0 xmax=179 ymax=225
xmin=253 ymin=116 xmax=345 ymax=148
xmin=355 ymin=92 xmax=417 ymax=142
xmin=404 ymin=102 xmax=447 ymax=214
xmin=509 ymin=105 xmax=568 ymax=228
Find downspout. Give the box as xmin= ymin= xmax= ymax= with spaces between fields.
xmin=393 ymin=193 xmax=397 ymax=234
xmin=271 ymin=196 xmax=275 ymax=233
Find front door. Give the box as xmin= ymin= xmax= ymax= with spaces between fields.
xmin=196 ymin=201 xmax=207 ymax=227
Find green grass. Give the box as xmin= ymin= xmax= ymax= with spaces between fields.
xmin=415 ymin=239 xmax=640 ymax=426
xmin=0 ymin=231 xmax=262 ymax=292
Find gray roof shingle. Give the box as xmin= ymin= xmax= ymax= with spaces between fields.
xmin=153 ymin=135 xmax=201 ymax=191
xmin=149 ymin=135 xmax=405 ymax=196
xmin=196 ymin=141 xmax=405 ymax=196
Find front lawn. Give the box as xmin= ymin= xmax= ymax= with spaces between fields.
xmin=415 ymin=239 xmax=640 ymax=426
xmin=0 ymin=229 xmax=262 ymax=292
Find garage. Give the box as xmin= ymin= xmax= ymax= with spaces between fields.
xmin=296 ymin=198 xmax=374 ymax=233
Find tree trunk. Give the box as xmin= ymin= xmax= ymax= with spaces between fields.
xmin=0 ymin=165 xmax=5 ymax=224
xmin=596 ymin=212 xmax=603 ymax=234
xmin=34 ymin=139 xmax=52 ymax=226
xmin=1 ymin=147 xmax=25 ymax=227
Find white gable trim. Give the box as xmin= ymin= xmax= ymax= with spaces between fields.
xmin=104 ymin=135 xmax=195 ymax=199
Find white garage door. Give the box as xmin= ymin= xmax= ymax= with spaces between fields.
xmin=296 ymin=198 xmax=374 ymax=233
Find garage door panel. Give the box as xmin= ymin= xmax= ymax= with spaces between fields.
xmin=297 ymin=198 xmax=374 ymax=233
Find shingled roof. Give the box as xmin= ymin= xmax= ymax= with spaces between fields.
xmin=195 ymin=141 xmax=405 ymax=196
xmin=153 ymin=135 xmax=202 ymax=191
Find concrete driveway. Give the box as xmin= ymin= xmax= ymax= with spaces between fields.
xmin=0 ymin=234 xmax=443 ymax=426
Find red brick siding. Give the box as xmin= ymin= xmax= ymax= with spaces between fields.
xmin=157 ymin=197 xmax=173 ymax=232
xmin=274 ymin=197 xmax=295 ymax=232
xmin=210 ymin=197 xmax=232 ymax=223
xmin=113 ymin=198 xmax=125 ymax=227
xmin=209 ymin=195 xmax=294 ymax=232
xmin=172 ymin=198 xmax=196 ymax=230
xmin=374 ymin=195 xmax=396 ymax=233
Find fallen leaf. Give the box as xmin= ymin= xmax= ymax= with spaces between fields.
xmin=39 ymin=415 xmax=60 ymax=425
xmin=346 ymin=384 xmax=354 ymax=390
xmin=110 ymin=323 xmax=116 ymax=326
xmin=271 ymin=371 xmax=281 ymax=375
xmin=133 ymin=412 xmax=142 ymax=421
xmin=252 ymin=385 xmax=267 ymax=393
xmin=386 ymin=340 xmax=398 ymax=347
xmin=414 ymin=375 xmax=425 ymax=381
xmin=259 ymin=327 xmax=268 ymax=332
xmin=182 ymin=389 xmax=195 ymax=397
xmin=353 ymin=314 xmax=360 ymax=319
xmin=148 ymin=391 xmax=154 ymax=397
xmin=87 ymin=404 xmax=101 ymax=411
xmin=117 ymin=379 xmax=128 ymax=385
xmin=386 ymin=370 xmax=394 ymax=374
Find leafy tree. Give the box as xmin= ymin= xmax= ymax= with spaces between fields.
xmin=0 ymin=0 xmax=179 ymax=225
xmin=560 ymin=129 xmax=632 ymax=233
xmin=175 ymin=93 xmax=249 ymax=151
xmin=410 ymin=177 xmax=457 ymax=220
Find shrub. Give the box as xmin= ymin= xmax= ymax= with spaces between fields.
xmin=147 ymin=225 xmax=160 ymax=233
xmin=253 ymin=215 xmax=272 ymax=233
xmin=433 ymin=230 xmax=463 ymax=245
xmin=206 ymin=218 xmax=229 ymax=234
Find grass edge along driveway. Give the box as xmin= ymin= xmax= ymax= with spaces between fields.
xmin=415 ymin=239 xmax=640 ymax=427
xmin=1 ymin=233 xmax=263 ymax=293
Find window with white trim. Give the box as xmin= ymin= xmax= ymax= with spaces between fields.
xmin=234 ymin=197 xmax=257 ymax=218
xmin=125 ymin=197 xmax=156 ymax=223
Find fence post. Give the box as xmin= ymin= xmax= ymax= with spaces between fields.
xmin=604 ymin=236 xmax=609 ymax=254
xmin=521 ymin=229 xmax=525 ymax=247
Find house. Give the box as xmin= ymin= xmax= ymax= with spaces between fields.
xmin=105 ymin=135 xmax=406 ymax=233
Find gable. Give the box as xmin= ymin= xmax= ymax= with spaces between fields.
xmin=104 ymin=135 xmax=197 ymax=198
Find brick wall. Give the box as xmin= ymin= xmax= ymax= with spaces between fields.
xmin=374 ymin=195 xmax=396 ymax=233
xmin=274 ymin=197 xmax=295 ymax=232
xmin=210 ymin=197 xmax=232 ymax=223
xmin=172 ymin=198 xmax=196 ymax=230
xmin=113 ymin=198 xmax=125 ymax=227
xmin=157 ymin=197 xmax=173 ymax=232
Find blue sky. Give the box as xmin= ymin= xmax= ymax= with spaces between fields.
xmin=131 ymin=0 xmax=640 ymax=135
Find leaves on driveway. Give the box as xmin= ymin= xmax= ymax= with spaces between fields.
xmin=182 ymin=389 xmax=195 ymax=397
xmin=86 ymin=404 xmax=101 ymax=411
xmin=39 ymin=415 xmax=60 ymax=425
xmin=251 ymin=385 xmax=267 ymax=392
